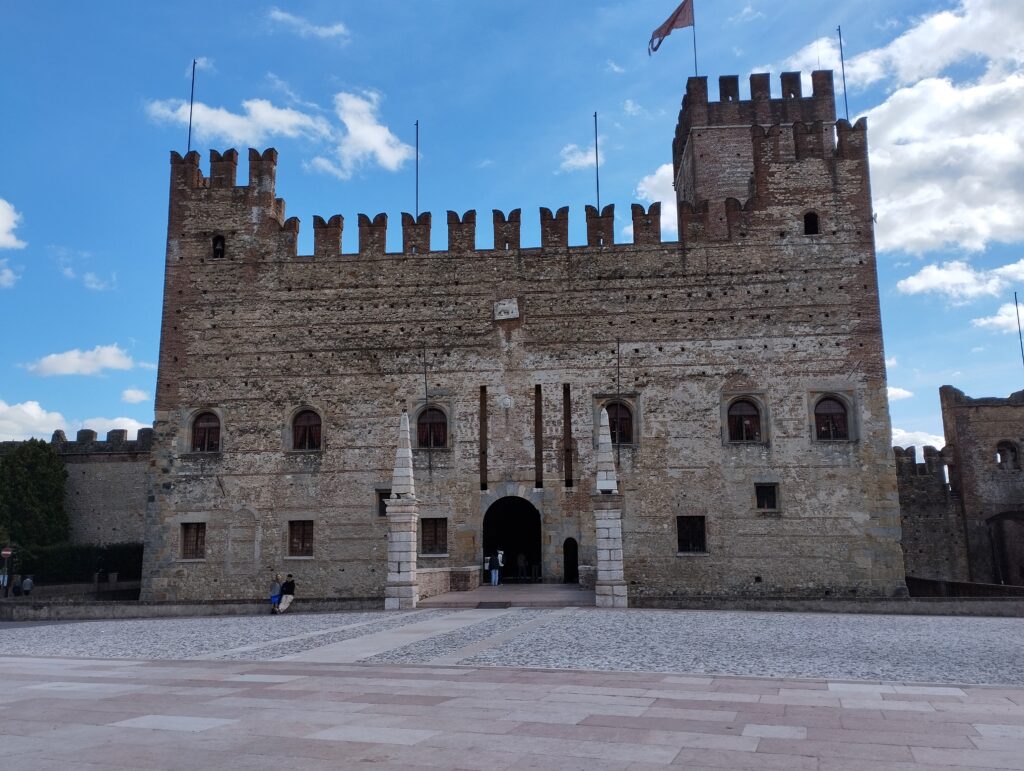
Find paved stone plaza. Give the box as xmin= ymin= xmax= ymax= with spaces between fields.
xmin=2 ymin=608 xmax=1024 ymax=769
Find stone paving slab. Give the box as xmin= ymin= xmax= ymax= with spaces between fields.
xmin=0 ymin=655 xmax=1022 ymax=769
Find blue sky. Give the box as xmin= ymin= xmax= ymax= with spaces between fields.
xmin=1 ymin=0 xmax=1022 ymax=451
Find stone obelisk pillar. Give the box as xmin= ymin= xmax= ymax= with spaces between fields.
xmin=384 ymin=411 xmax=419 ymax=610
xmin=593 ymin=408 xmax=628 ymax=608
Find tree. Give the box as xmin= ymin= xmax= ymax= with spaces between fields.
xmin=0 ymin=439 xmax=68 ymax=550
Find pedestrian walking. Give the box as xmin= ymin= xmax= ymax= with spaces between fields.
xmin=488 ymin=550 xmax=503 ymax=586
xmin=21 ymin=575 xmax=33 ymax=597
xmin=277 ymin=574 xmax=296 ymax=613
xmin=268 ymin=573 xmax=282 ymax=614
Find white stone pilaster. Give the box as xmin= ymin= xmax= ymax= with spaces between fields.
xmin=385 ymin=411 xmax=419 ymax=609
xmin=593 ymin=407 xmax=628 ymax=607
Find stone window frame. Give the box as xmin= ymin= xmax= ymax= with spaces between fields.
xmin=276 ymin=511 xmax=317 ymax=560
xmin=593 ymin=392 xmax=641 ymax=448
xmin=676 ymin=515 xmax=708 ymax=556
xmin=182 ymin=407 xmax=225 ymax=455
xmin=419 ymin=517 xmax=449 ymax=557
xmin=412 ymin=401 xmax=453 ymax=451
xmin=179 ymin=520 xmax=208 ymax=561
xmin=375 ymin=487 xmax=391 ymax=517
xmin=721 ymin=393 xmax=770 ymax=446
xmin=283 ymin=405 xmax=326 ymax=453
xmin=808 ymin=391 xmax=858 ymax=444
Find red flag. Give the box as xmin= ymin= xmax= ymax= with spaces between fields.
xmin=649 ymin=0 xmax=694 ymax=54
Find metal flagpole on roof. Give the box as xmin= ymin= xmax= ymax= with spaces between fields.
xmin=187 ymin=59 xmax=197 ymax=153
xmin=594 ymin=112 xmax=601 ymax=212
xmin=837 ymin=26 xmax=850 ymax=121
xmin=414 ymin=120 xmax=420 ymax=218
xmin=691 ymin=0 xmax=699 ymax=76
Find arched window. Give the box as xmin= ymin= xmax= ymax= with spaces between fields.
xmin=996 ymin=441 xmax=1020 ymax=470
xmin=815 ymin=397 xmax=849 ymax=440
xmin=418 ymin=408 xmax=447 ymax=448
xmin=727 ymin=400 xmax=762 ymax=442
xmin=212 ymin=235 xmax=225 ymax=259
xmin=606 ymin=402 xmax=633 ymax=445
xmin=292 ymin=410 xmax=322 ymax=450
xmin=804 ymin=212 xmax=820 ymax=235
xmin=191 ymin=412 xmax=220 ymax=452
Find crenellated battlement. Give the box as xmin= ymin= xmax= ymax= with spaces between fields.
xmin=50 ymin=428 xmax=154 ymax=457
xmin=894 ymin=445 xmax=954 ymax=480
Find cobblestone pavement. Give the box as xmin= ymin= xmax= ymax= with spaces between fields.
xmin=2 ymin=608 xmax=1023 ymax=686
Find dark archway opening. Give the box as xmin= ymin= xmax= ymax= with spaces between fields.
xmin=987 ymin=512 xmax=1024 ymax=586
xmin=483 ymin=497 xmax=542 ymax=583
xmin=563 ymin=537 xmax=579 ymax=584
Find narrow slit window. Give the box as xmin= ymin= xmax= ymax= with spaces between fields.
xmin=804 ymin=212 xmax=820 ymax=235
xmin=212 ymin=235 xmax=226 ymax=259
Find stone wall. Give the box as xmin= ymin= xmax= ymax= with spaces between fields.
xmin=143 ymin=70 xmax=906 ymax=603
xmin=939 ymin=386 xmax=1024 ymax=584
xmin=893 ymin=445 xmax=969 ymax=581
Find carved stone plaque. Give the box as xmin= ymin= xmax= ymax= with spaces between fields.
xmin=493 ymin=298 xmax=519 ymax=321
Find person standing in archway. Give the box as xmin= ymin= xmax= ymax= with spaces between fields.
xmin=488 ymin=549 xmax=503 ymax=586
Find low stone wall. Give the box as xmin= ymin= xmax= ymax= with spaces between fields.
xmin=418 ymin=566 xmax=482 ymax=599
xmin=0 ymin=597 xmax=381 ymax=622
xmin=633 ymin=596 xmax=1024 ymax=617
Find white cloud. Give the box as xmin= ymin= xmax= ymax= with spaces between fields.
xmin=147 ymin=98 xmax=333 ymax=146
xmin=0 ymin=258 xmax=18 ymax=288
xmin=558 ymin=142 xmax=603 ymax=173
xmin=0 ymin=198 xmax=26 ymax=249
xmin=885 ymin=356 xmax=898 ymax=367
xmin=476 ymin=158 xmax=494 ymax=169
xmin=309 ymin=91 xmax=414 ymax=180
xmin=82 ymin=272 xmax=116 ymax=291
xmin=971 ymin=302 xmax=1022 ymax=333
xmin=729 ymin=4 xmax=764 ymax=23
xmin=187 ymin=57 xmax=215 ymax=76
xmin=137 ymin=361 xmax=158 ymax=371
xmin=268 ymin=7 xmax=349 ymax=42
xmin=121 ymin=388 xmax=149 ymax=404
xmin=606 ymin=59 xmax=625 ymax=74
xmin=0 ymin=399 xmax=66 ymax=441
xmin=892 ymin=427 xmax=946 ymax=454
xmin=867 ymin=75 xmax=1024 ymax=254
xmin=27 ymin=344 xmax=135 ymax=376
xmin=888 ymin=387 xmax=914 ymax=401
xmin=896 ymin=259 xmax=1024 ymax=303
xmin=623 ymin=99 xmax=644 ymax=117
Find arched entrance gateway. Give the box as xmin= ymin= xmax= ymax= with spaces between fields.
xmin=482 ymin=497 xmax=542 ymax=583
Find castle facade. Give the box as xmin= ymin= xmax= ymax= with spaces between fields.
xmin=139 ymin=70 xmax=908 ymax=604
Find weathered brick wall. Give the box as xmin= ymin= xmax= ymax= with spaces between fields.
xmin=940 ymin=386 xmax=1024 ymax=584
xmin=142 ymin=71 xmax=907 ymax=602
xmin=57 ymin=429 xmax=152 ymax=545
xmin=893 ymin=445 xmax=970 ymax=581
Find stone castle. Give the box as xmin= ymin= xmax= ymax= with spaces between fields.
xmin=136 ymin=69 xmax=908 ymax=605
xmin=18 ymin=70 xmax=1021 ymax=604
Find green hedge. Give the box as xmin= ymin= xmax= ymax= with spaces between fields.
xmin=17 ymin=542 xmax=143 ymax=584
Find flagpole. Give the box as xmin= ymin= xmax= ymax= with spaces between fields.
xmin=187 ymin=59 xmax=197 ymax=153
xmin=593 ymin=112 xmax=601 ymax=211
xmin=837 ymin=26 xmax=850 ymax=121
xmin=692 ymin=1 xmax=699 ymax=76
xmin=414 ymin=120 xmax=420 ymax=218
xmin=1015 ymin=291 xmax=1024 ymax=373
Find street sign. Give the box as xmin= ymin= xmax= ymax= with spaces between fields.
xmin=1 ymin=548 xmax=12 ymax=559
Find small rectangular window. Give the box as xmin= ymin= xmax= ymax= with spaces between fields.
xmin=676 ymin=516 xmax=706 ymax=553
xmin=421 ymin=518 xmax=448 ymax=555
xmin=181 ymin=522 xmax=206 ymax=559
xmin=755 ymin=484 xmax=778 ymax=511
xmin=288 ymin=520 xmax=314 ymax=556
xmin=377 ymin=490 xmax=391 ymax=517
